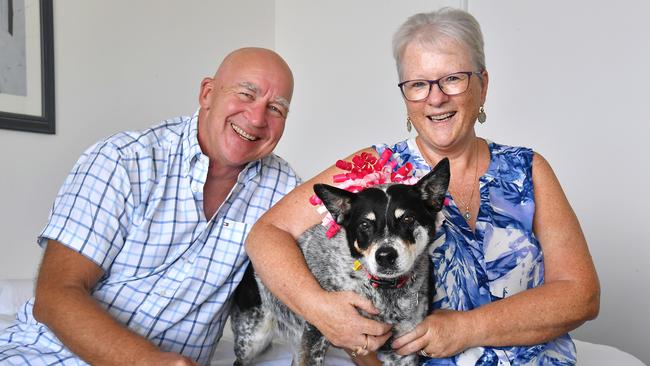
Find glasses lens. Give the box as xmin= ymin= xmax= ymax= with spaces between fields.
xmin=439 ymin=73 xmax=470 ymax=96
xmin=401 ymin=80 xmax=430 ymax=101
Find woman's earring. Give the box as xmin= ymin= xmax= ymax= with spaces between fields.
xmin=478 ymin=106 xmax=487 ymax=124
xmin=406 ymin=116 xmax=412 ymax=132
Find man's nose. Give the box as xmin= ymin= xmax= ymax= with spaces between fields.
xmin=247 ymin=103 xmax=267 ymax=127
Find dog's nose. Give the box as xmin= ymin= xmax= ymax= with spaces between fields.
xmin=375 ymin=247 xmax=398 ymax=267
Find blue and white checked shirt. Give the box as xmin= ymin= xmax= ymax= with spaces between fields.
xmin=0 ymin=112 xmax=301 ymax=365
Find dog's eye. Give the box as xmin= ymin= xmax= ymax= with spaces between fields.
xmin=403 ymin=215 xmax=415 ymax=225
xmin=358 ymin=221 xmax=373 ymax=231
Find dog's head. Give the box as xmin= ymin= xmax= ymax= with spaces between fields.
xmin=313 ymin=158 xmax=450 ymax=281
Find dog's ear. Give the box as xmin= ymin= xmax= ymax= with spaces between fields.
xmin=414 ymin=157 xmax=450 ymax=212
xmin=313 ymin=184 xmax=356 ymax=224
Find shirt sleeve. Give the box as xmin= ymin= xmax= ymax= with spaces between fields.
xmin=38 ymin=141 xmax=133 ymax=271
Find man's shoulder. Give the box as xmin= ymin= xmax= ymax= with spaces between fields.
xmin=254 ymin=153 xmax=302 ymax=191
xmin=101 ymin=116 xmax=191 ymax=157
xmin=260 ymin=153 xmax=292 ymax=169
xmin=259 ymin=153 xmax=299 ymax=177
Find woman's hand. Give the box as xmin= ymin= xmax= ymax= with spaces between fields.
xmin=391 ymin=309 xmax=474 ymax=358
xmin=306 ymin=291 xmax=393 ymax=353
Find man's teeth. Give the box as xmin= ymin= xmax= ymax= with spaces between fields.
xmin=428 ymin=112 xmax=455 ymax=121
xmin=231 ymin=123 xmax=259 ymax=141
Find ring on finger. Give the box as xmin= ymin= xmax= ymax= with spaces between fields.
xmin=419 ymin=349 xmax=430 ymax=358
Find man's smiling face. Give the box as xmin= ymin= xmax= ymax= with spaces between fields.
xmin=198 ymin=48 xmax=293 ymax=171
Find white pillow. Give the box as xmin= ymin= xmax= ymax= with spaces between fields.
xmin=574 ymin=339 xmax=646 ymax=366
xmin=0 ymin=279 xmax=34 ymax=315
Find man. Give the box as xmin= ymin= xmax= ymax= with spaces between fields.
xmin=0 ymin=47 xmax=299 ymax=365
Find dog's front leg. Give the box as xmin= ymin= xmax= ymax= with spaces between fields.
xmin=296 ymin=324 xmax=329 ymax=366
xmin=384 ymin=313 xmax=427 ymax=365
xmin=382 ymin=352 xmax=419 ymax=366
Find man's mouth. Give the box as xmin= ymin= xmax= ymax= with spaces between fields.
xmin=231 ymin=123 xmax=259 ymax=141
xmin=427 ymin=111 xmax=456 ymax=122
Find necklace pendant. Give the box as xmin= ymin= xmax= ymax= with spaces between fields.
xmin=463 ymin=210 xmax=472 ymax=221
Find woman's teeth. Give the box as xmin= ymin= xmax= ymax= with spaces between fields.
xmin=231 ymin=123 xmax=259 ymax=141
xmin=428 ymin=112 xmax=455 ymax=121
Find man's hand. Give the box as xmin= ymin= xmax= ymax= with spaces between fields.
xmin=391 ymin=309 xmax=472 ymax=358
xmin=306 ymin=291 xmax=392 ymax=356
xmin=143 ymin=351 xmax=198 ymax=366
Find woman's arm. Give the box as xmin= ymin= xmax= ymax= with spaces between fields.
xmin=245 ymin=147 xmax=393 ymax=353
xmin=392 ymin=152 xmax=600 ymax=357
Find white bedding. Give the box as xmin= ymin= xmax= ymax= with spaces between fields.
xmin=0 ymin=279 xmax=645 ymax=365
xmin=210 ymin=320 xmax=647 ymax=366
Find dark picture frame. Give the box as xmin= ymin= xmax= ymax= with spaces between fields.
xmin=0 ymin=0 xmax=55 ymax=134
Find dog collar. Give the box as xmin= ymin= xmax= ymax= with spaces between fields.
xmin=353 ymin=260 xmax=413 ymax=289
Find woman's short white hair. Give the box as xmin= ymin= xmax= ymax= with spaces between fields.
xmin=392 ymin=7 xmax=486 ymax=80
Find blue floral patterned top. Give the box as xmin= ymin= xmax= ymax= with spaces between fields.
xmin=374 ymin=138 xmax=576 ymax=366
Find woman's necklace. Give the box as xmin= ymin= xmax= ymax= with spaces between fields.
xmin=451 ymin=139 xmax=479 ymax=222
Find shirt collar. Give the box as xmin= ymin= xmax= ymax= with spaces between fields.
xmin=183 ymin=109 xmax=262 ymax=183
xmin=183 ymin=110 xmax=203 ymax=171
xmin=241 ymin=159 xmax=261 ymax=183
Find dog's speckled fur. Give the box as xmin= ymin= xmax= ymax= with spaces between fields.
xmin=232 ymin=159 xmax=450 ymax=366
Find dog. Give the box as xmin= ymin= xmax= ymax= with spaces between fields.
xmin=231 ymin=158 xmax=450 ymax=366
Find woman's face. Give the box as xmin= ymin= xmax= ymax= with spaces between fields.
xmin=401 ymin=38 xmax=488 ymax=151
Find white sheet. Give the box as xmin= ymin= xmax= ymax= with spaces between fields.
xmin=0 ymin=278 xmax=645 ymax=365
xmin=211 ymin=319 xmax=647 ymax=366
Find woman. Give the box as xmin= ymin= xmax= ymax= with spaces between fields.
xmin=245 ymin=8 xmax=599 ymax=365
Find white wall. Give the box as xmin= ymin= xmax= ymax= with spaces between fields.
xmin=1 ymin=0 xmax=648 ymax=363
xmin=0 ymin=0 xmax=274 ymax=277
xmin=469 ymin=1 xmax=650 ymax=362
xmin=274 ymin=0 xmax=650 ymax=363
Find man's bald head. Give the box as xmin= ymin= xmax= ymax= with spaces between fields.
xmin=197 ymin=47 xmax=294 ymax=171
xmin=214 ymin=47 xmax=294 ymax=104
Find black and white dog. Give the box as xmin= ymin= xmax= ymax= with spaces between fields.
xmin=231 ymin=158 xmax=450 ymax=366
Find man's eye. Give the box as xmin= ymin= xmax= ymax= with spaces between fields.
xmin=238 ymin=92 xmax=254 ymax=100
xmin=268 ymin=105 xmax=286 ymax=118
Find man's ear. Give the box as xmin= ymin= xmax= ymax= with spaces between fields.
xmin=313 ymin=184 xmax=356 ymax=225
xmin=199 ymin=77 xmax=215 ymax=109
xmin=414 ymin=157 xmax=450 ymax=212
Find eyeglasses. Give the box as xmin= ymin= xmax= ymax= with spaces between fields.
xmin=398 ymin=71 xmax=481 ymax=102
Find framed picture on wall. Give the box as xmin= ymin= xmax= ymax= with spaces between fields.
xmin=0 ymin=0 xmax=54 ymax=134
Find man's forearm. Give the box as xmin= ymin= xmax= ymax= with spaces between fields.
xmin=34 ymin=286 xmax=162 ymax=365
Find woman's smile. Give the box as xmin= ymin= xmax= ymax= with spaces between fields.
xmin=427 ymin=111 xmax=456 ymax=122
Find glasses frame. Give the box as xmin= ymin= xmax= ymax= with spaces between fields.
xmin=398 ymin=71 xmax=482 ymax=102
